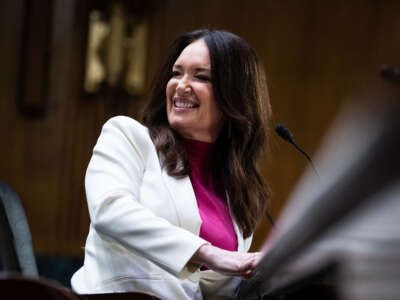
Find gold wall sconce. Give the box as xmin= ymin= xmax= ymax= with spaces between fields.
xmin=84 ymin=1 xmax=154 ymax=98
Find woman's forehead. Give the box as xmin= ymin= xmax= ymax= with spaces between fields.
xmin=174 ymin=39 xmax=211 ymax=68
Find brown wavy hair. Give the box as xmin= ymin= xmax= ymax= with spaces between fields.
xmin=142 ymin=29 xmax=272 ymax=238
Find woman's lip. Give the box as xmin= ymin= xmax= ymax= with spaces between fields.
xmin=172 ymin=106 xmax=196 ymax=112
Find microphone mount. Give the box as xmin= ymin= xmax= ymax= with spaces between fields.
xmin=275 ymin=124 xmax=320 ymax=179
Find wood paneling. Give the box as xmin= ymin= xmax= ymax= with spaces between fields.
xmin=0 ymin=0 xmax=399 ymax=256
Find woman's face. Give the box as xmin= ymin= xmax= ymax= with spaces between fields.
xmin=166 ymin=39 xmax=224 ymax=142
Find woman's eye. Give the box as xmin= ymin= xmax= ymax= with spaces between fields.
xmin=172 ymin=71 xmax=181 ymax=77
xmin=196 ymin=75 xmax=211 ymax=81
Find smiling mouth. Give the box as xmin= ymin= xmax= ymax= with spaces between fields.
xmin=173 ymin=100 xmax=199 ymax=108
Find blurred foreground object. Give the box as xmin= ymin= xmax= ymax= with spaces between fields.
xmin=239 ymin=71 xmax=400 ymax=300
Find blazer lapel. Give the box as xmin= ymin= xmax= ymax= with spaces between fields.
xmin=161 ymin=167 xmax=245 ymax=251
xmin=227 ymin=197 xmax=245 ymax=252
xmin=232 ymin=220 xmax=245 ymax=252
xmin=161 ymin=169 xmax=202 ymax=236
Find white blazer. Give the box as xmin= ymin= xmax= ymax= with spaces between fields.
xmin=71 ymin=116 xmax=252 ymax=300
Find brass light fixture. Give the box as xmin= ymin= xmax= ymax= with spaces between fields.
xmin=84 ymin=1 xmax=151 ymax=98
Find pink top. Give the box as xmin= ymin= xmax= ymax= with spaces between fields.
xmin=184 ymin=138 xmax=238 ymax=252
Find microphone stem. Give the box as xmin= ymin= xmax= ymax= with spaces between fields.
xmin=265 ymin=210 xmax=275 ymax=227
xmin=291 ymin=141 xmax=320 ymax=180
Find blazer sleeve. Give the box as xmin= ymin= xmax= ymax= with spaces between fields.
xmin=85 ymin=116 xmax=208 ymax=278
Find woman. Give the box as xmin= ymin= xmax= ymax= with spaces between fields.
xmin=71 ymin=29 xmax=272 ymax=300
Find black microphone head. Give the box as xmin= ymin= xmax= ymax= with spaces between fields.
xmin=275 ymin=124 xmax=294 ymax=143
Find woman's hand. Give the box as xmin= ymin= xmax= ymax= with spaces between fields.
xmin=190 ymin=244 xmax=261 ymax=279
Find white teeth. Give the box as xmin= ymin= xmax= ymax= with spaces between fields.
xmin=174 ymin=101 xmax=197 ymax=108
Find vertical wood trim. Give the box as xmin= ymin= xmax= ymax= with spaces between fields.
xmin=17 ymin=0 xmax=53 ymax=117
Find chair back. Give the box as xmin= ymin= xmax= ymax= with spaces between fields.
xmin=0 ymin=273 xmax=80 ymax=299
xmin=0 ymin=180 xmax=38 ymax=276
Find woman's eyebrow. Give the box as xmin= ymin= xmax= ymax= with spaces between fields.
xmin=194 ymin=67 xmax=211 ymax=72
xmin=173 ymin=64 xmax=210 ymax=72
xmin=173 ymin=64 xmax=183 ymax=70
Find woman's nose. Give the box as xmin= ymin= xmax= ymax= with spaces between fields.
xmin=176 ymin=76 xmax=191 ymax=94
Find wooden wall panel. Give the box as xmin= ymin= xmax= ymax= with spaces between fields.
xmin=0 ymin=0 xmax=399 ymax=256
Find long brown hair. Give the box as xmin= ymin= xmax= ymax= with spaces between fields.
xmin=142 ymin=29 xmax=272 ymax=238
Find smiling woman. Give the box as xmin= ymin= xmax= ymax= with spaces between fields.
xmin=166 ymin=39 xmax=224 ymax=143
xmin=71 ymin=29 xmax=272 ymax=300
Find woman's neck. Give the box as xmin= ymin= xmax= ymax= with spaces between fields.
xmin=183 ymin=138 xmax=214 ymax=167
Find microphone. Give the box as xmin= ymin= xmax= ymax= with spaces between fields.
xmin=275 ymin=124 xmax=320 ymax=179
